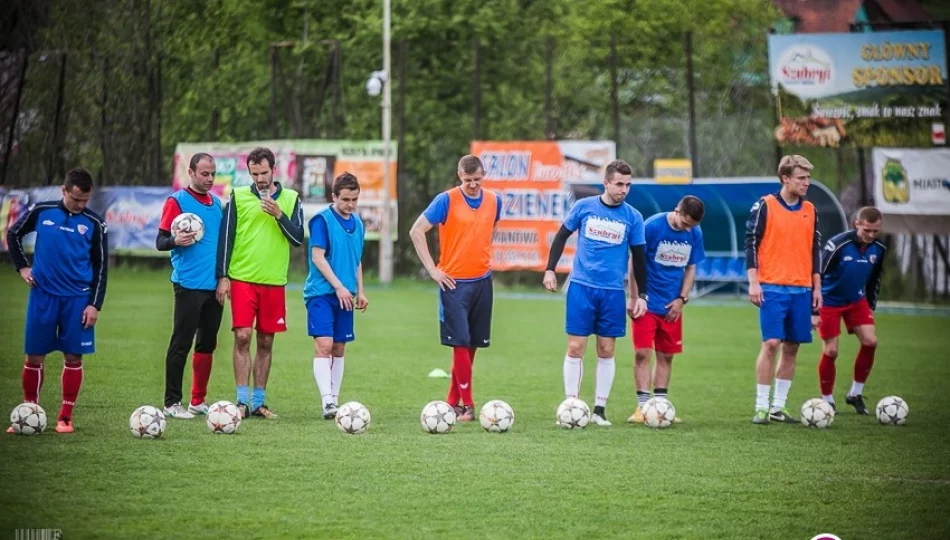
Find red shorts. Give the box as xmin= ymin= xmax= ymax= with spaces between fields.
xmin=818 ymin=298 xmax=874 ymax=340
xmin=632 ymin=312 xmax=683 ymax=354
xmin=230 ymin=280 xmax=287 ymax=333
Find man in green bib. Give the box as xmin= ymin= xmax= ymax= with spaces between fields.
xmin=216 ymin=147 xmax=304 ymax=419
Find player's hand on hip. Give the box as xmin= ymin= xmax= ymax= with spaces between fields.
xmin=542 ymin=270 xmax=558 ymax=292
xmin=19 ymin=267 xmax=35 ymax=287
xmin=632 ymin=298 xmax=647 ymax=319
xmin=174 ymin=230 xmax=197 ymax=247
xmin=216 ymin=278 xmax=230 ymax=305
xmin=428 ymin=268 xmax=456 ymax=290
xmin=356 ymin=293 xmax=369 ymax=312
xmin=748 ymin=282 xmax=763 ymax=307
xmin=664 ymin=299 xmax=684 ymax=322
xmin=812 ymin=288 xmax=823 ymax=310
xmin=82 ymin=306 xmax=99 ymax=329
xmin=336 ymin=286 xmax=355 ymax=311
xmin=261 ymin=198 xmax=282 ymax=219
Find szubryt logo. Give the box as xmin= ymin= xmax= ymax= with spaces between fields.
xmin=777 ymin=45 xmax=835 ymax=98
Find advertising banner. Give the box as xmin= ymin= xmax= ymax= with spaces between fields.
xmin=769 ymin=30 xmax=948 ymax=147
xmin=872 ymin=147 xmax=950 ymax=215
xmin=471 ymin=140 xmax=616 ymax=272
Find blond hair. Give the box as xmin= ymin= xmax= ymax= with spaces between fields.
xmin=777 ymin=155 xmax=814 ymax=181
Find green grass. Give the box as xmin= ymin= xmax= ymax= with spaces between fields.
xmin=1 ymin=269 xmax=950 ymax=539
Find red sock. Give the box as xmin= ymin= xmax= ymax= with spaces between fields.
xmin=446 ymin=368 xmax=460 ymax=406
xmin=59 ymin=364 xmax=83 ymax=421
xmin=818 ymin=353 xmax=836 ymax=396
xmin=22 ymin=364 xmax=44 ymax=403
xmin=453 ymin=346 xmax=473 ymax=406
xmin=191 ymin=352 xmax=214 ymax=406
xmin=854 ymin=344 xmax=876 ymax=383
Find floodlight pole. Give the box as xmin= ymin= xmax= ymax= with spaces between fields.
xmin=379 ymin=0 xmax=394 ymax=284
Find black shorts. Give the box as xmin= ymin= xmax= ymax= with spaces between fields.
xmin=439 ymin=277 xmax=493 ymax=348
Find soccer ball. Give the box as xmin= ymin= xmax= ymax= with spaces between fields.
xmin=9 ymin=403 xmax=47 ymax=435
xmin=206 ymin=401 xmax=242 ymax=434
xmin=171 ymin=212 xmax=205 ymax=242
xmin=556 ymin=398 xmax=590 ymax=429
xmin=129 ymin=405 xmax=166 ymax=439
xmin=800 ymin=398 xmax=836 ymax=429
xmin=479 ymin=400 xmax=514 ymax=433
xmin=336 ymin=401 xmax=371 ymax=434
xmin=420 ymin=400 xmax=457 ymax=434
xmin=642 ymin=398 xmax=676 ymax=429
xmin=876 ymin=396 xmax=909 ymax=426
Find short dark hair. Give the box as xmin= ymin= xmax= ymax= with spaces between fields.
xmin=246 ymin=147 xmax=276 ymax=170
xmin=64 ymin=167 xmax=94 ymax=193
xmin=678 ymin=195 xmax=705 ymax=222
xmin=333 ymin=172 xmax=360 ymax=196
xmin=856 ymin=206 xmax=883 ymax=223
xmin=605 ymin=160 xmax=633 ymax=181
xmin=189 ymin=153 xmax=214 ymax=171
xmin=458 ymin=155 xmax=484 ymax=174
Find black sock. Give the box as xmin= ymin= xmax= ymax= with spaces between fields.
xmin=654 ymin=388 xmax=668 ymax=400
xmin=593 ymin=405 xmax=606 ymax=417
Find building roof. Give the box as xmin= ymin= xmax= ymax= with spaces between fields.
xmin=772 ymin=0 xmax=933 ymax=33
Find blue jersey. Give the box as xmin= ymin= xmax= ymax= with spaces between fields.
xmin=423 ymin=188 xmax=502 ymax=225
xmin=309 ymin=205 xmax=357 ymax=252
xmin=7 ymin=200 xmax=108 ymax=309
xmin=170 ymin=190 xmax=222 ymax=291
xmin=304 ymin=207 xmax=365 ymax=299
xmin=820 ymin=231 xmax=886 ymax=310
xmin=643 ymin=213 xmax=705 ymax=315
xmin=564 ymin=196 xmax=645 ymax=291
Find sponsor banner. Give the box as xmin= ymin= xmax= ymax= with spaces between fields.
xmin=769 ymin=30 xmax=948 ymax=147
xmin=655 ymin=159 xmax=693 ymax=184
xmin=872 ymin=148 xmax=950 ymax=215
xmin=472 ymin=140 xmax=616 ymax=272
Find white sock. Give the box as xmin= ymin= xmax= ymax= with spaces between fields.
xmin=594 ymin=357 xmax=616 ymax=407
xmin=312 ymin=357 xmax=333 ymax=407
xmin=849 ymin=382 xmax=864 ymax=397
xmin=772 ymin=379 xmax=792 ymax=410
xmin=822 ymin=394 xmax=835 ymax=404
xmin=755 ymin=384 xmax=771 ymax=411
xmin=330 ymin=356 xmax=345 ymax=404
xmin=563 ymin=356 xmax=582 ymax=399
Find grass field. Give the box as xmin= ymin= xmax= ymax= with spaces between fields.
xmin=1 ymin=269 xmax=950 ymax=539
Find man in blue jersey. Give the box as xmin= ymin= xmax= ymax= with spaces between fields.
xmin=304 ymin=173 xmax=368 ymax=420
xmin=543 ymin=159 xmax=648 ymax=426
xmin=155 ymin=153 xmax=224 ymax=419
xmin=815 ymin=206 xmax=886 ymax=415
xmin=6 ymin=168 xmax=108 ymax=434
xmin=628 ymin=196 xmax=705 ymax=424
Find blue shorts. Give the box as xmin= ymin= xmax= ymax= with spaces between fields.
xmin=759 ymin=290 xmax=813 ymax=343
xmin=439 ymin=277 xmax=493 ymax=348
xmin=25 ymin=288 xmax=95 ymax=356
xmin=565 ymin=283 xmax=626 ymax=338
xmin=306 ymin=294 xmax=355 ymax=342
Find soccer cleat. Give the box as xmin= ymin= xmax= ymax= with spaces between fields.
xmin=55 ymin=419 xmax=74 ymax=433
xmin=237 ymin=402 xmax=250 ymax=419
xmin=322 ymin=403 xmax=339 ymax=420
xmin=251 ymin=404 xmax=279 ymax=420
xmin=5 ymin=426 xmax=14 ymax=434
xmin=627 ymin=407 xmax=645 ymax=424
xmin=591 ymin=413 xmax=612 ymax=427
xmin=164 ymin=403 xmax=195 ymax=419
xmin=672 ymin=416 xmax=683 ymax=424
xmin=452 ymin=405 xmax=464 ymax=417
xmin=457 ymin=405 xmax=475 ymax=422
xmin=752 ymin=409 xmax=770 ymax=424
xmin=846 ymin=394 xmax=869 ymax=415
xmin=768 ymin=407 xmax=798 ymax=424
xmin=188 ymin=402 xmax=210 ymax=415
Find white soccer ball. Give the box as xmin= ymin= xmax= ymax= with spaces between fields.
xmin=9 ymin=403 xmax=47 ymax=435
xmin=171 ymin=212 xmax=205 ymax=242
xmin=642 ymin=397 xmax=676 ymax=429
xmin=479 ymin=400 xmax=514 ymax=433
xmin=800 ymin=398 xmax=836 ymax=429
xmin=206 ymin=401 xmax=242 ymax=434
xmin=336 ymin=401 xmax=371 ymax=434
xmin=420 ymin=400 xmax=457 ymax=434
xmin=876 ymin=396 xmax=909 ymax=426
xmin=129 ymin=405 xmax=166 ymax=439
xmin=556 ymin=398 xmax=590 ymax=430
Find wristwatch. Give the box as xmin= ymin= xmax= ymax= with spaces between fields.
xmin=677 ymin=295 xmax=689 ymax=305
xmin=638 ymin=293 xmax=649 ymax=301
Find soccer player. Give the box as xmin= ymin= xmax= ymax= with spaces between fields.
xmin=409 ymin=155 xmax=501 ymax=422
xmin=155 ymin=153 xmax=224 ymax=419
xmin=815 ymin=206 xmax=886 ymax=414
xmin=217 ymin=147 xmax=304 ymax=419
xmin=746 ymin=154 xmax=822 ymax=425
xmin=304 ymin=173 xmax=368 ymax=420
xmin=628 ymin=195 xmax=705 ymax=424
xmin=6 ymin=168 xmax=108 ymax=434
xmin=543 ymin=159 xmax=647 ymax=427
